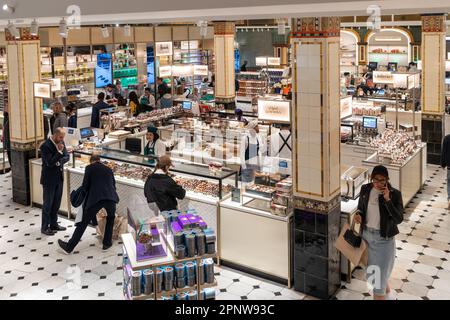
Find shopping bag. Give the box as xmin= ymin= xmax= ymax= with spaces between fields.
xmin=96 ymin=210 xmax=128 ymax=240
xmin=335 ymin=223 xmax=368 ymax=267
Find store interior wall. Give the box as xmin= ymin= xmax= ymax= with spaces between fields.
xmin=236 ymin=30 xmax=275 ymax=69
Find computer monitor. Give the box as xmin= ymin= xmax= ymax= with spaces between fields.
xmin=80 ymin=127 xmax=95 ymax=139
xmin=182 ymin=101 xmax=192 ymax=110
xmin=363 ymin=117 xmax=378 ymax=129
xmin=125 ymin=138 xmax=142 ymax=154
xmin=368 ymin=62 xmax=378 ymax=71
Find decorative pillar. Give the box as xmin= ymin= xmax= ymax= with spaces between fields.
xmin=6 ymin=28 xmax=43 ymax=205
xmin=421 ymin=14 xmax=447 ymax=165
xmin=213 ymin=21 xmax=235 ymax=109
xmin=358 ymin=41 xmax=368 ymax=66
xmin=291 ymin=17 xmax=341 ymax=299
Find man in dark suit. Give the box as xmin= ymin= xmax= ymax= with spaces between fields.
xmin=90 ymin=92 xmax=109 ymax=128
xmin=59 ymin=154 xmax=119 ymax=253
xmin=40 ymin=127 xmax=70 ymax=235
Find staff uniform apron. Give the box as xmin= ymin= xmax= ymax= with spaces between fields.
xmin=144 ymin=141 xmax=156 ymax=166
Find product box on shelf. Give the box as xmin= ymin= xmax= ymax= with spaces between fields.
xmin=127 ymin=207 xmax=167 ymax=262
xmin=125 ymin=257 xmax=216 ymax=300
xmin=160 ymin=209 xmax=217 ymax=259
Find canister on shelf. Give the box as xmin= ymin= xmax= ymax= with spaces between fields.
xmin=175 ymin=263 xmax=185 ymax=278
xmin=163 ymin=266 xmax=174 ymax=291
xmin=131 ymin=270 xmax=142 ymax=297
xmin=197 ymin=260 xmax=205 ymax=285
xmin=204 ymin=259 xmax=214 ymax=284
xmin=202 ymin=288 xmax=216 ymax=300
xmin=187 ymin=290 xmax=198 ymax=300
xmin=176 ymin=245 xmax=186 ymax=259
xmin=155 ymin=268 xmax=163 ymax=293
xmin=185 ymin=261 xmax=196 ymax=278
xmin=174 ymin=232 xmax=184 ymax=247
xmin=177 ymin=292 xmax=188 ymax=300
xmin=206 ymin=243 xmax=216 ymax=254
xmin=176 ymin=276 xmax=186 ymax=289
xmin=186 ymin=234 xmax=196 ymax=257
xmin=143 ymin=269 xmax=154 ymax=295
xmin=186 ymin=276 xmax=196 ymax=287
xmin=196 ymin=232 xmax=206 ymax=256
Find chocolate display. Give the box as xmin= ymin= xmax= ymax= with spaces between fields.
xmin=369 ymin=129 xmax=420 ymax=165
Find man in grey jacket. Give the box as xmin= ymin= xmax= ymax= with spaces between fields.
xmin=50 ymin=102 xmax=68 ymax=135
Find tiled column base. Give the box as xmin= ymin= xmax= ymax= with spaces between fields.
xmin=293 ymin=199 xmax=341 ymax=299
xmin=10 ymin=149 xmax=36 ymax=206
xmin=422 ymin=115 xmax=443 ymax=165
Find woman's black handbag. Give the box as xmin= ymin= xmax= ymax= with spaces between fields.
xmin=344 ymin=220 xmax=362 ymax=248
xmin=70 ymin=186 xmax=86 ymax=208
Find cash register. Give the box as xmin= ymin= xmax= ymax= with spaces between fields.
xmin=64 ymin=127 xmax=100 ymax=147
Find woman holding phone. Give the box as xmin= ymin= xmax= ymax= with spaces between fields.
xmin=354 ymin=165 xmax=404 ymax=300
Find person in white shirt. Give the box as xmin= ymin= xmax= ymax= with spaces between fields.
xmin=144 ymin=126 xmax=166 ymax=166
xmin=140 ymin=87 xmax=156 ymax=111
xmin=270 ymin=124 xmax=292 ymax=159
xmin=240 ymin=120 xmax=265 ymax=183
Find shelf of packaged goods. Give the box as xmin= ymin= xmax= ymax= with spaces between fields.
xmin=369 ymin=52 xmax=408 ymax=55
xmin=239 ymin=86 xmax=266 ymax=89
xmin=155 ymin=289 xmax=178 ymax=299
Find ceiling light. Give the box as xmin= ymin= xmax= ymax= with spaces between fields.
xmin=2 ymin=4 xmax=14 ymax=13
xmin=7 ymin=20 xmax=20 ymax=39
xmin=124 ymin=25 xmax=131 ymax=37
xmin=116 ymin=23 xmax=119 ymax=27
xmin=101 ymin=26 xmax=109 ymax=38
xmin=30 ymin=19 xmax=39 ymax=36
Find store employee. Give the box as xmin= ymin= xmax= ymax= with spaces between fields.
xmin=270 ymin=124 xmax=292 ymax=159
xmin=144 ymin=126 xmax=166 ymax=165
xmin=240 ymin=120 xmax=265 ymax=183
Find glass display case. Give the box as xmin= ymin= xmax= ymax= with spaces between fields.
xmin=71 ymin=147 xmax=238 ymax=200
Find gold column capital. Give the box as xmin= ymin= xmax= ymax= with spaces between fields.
xmin=213 ymin=21 xmax=235 ymax=35
xmin=292 ymin=17 xmax=340 ymax=38
xmin=5 ymin=28 xmax=40 ymax=41
xmin=421 ymin=14 xmax=447 ymax=33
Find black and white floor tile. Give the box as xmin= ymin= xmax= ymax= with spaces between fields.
xmin=0 ymin=165 xmax=449 ymax=300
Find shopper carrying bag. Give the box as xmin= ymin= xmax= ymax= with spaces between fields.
xmin=354 ymin=165 xmax=404 ymax=300
xmin=335 ymin=221 xmax=368 ymax=267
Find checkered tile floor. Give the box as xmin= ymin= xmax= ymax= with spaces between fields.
xmin=0 ymin=165 xmax=449 ymax=300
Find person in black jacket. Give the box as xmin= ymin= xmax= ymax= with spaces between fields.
xmin=40 ymin=127 xmax=70 ymax=235
xmin=354 ymin=165 xmax=403 ymax=300
xmin=90 ymin=92 xmax=109 ymax=128
xmin=144 ymin=155 xmax=186 ymax=213
xmin=59 ymin=154 xmax=119 ymax=253
xmin=441 ymin=133 xmax=450 ymax=208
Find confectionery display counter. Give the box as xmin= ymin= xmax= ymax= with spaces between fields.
xmin=67 ymin=148 xmax=237 ymax=231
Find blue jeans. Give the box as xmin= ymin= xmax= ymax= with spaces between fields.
xmin=363 ymin=227 xmax=396 ymax=296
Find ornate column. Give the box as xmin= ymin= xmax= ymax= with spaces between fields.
xmin=421 ymin=14 xmax=447 ymax=164
xmin=291 ymin=17 xmax=341 ymax=299
xmin=213 ymin=21 xmax=235 ymax=109
xmin=6 ymin=28 xmax=43 ymax=205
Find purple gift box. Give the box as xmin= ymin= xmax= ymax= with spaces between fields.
xmin=197 ymin=218 xmax=207 ymax=229
xmin=171 ymin=221 xmax=183 ymax=234
xmin=177 ymin=215 xmax=192 ymax=229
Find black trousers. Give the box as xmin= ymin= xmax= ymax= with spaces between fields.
xmin=42 ymin=182 xmax=63 ymax=231
xmin=66 ymin=200 xmax=116 ymax=252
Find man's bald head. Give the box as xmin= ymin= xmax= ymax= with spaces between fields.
xmin=53 ymin=127 xmax=66 ymax=144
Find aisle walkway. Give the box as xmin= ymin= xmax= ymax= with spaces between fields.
xmin=0 ymin=166 xmax=449 ymax=300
